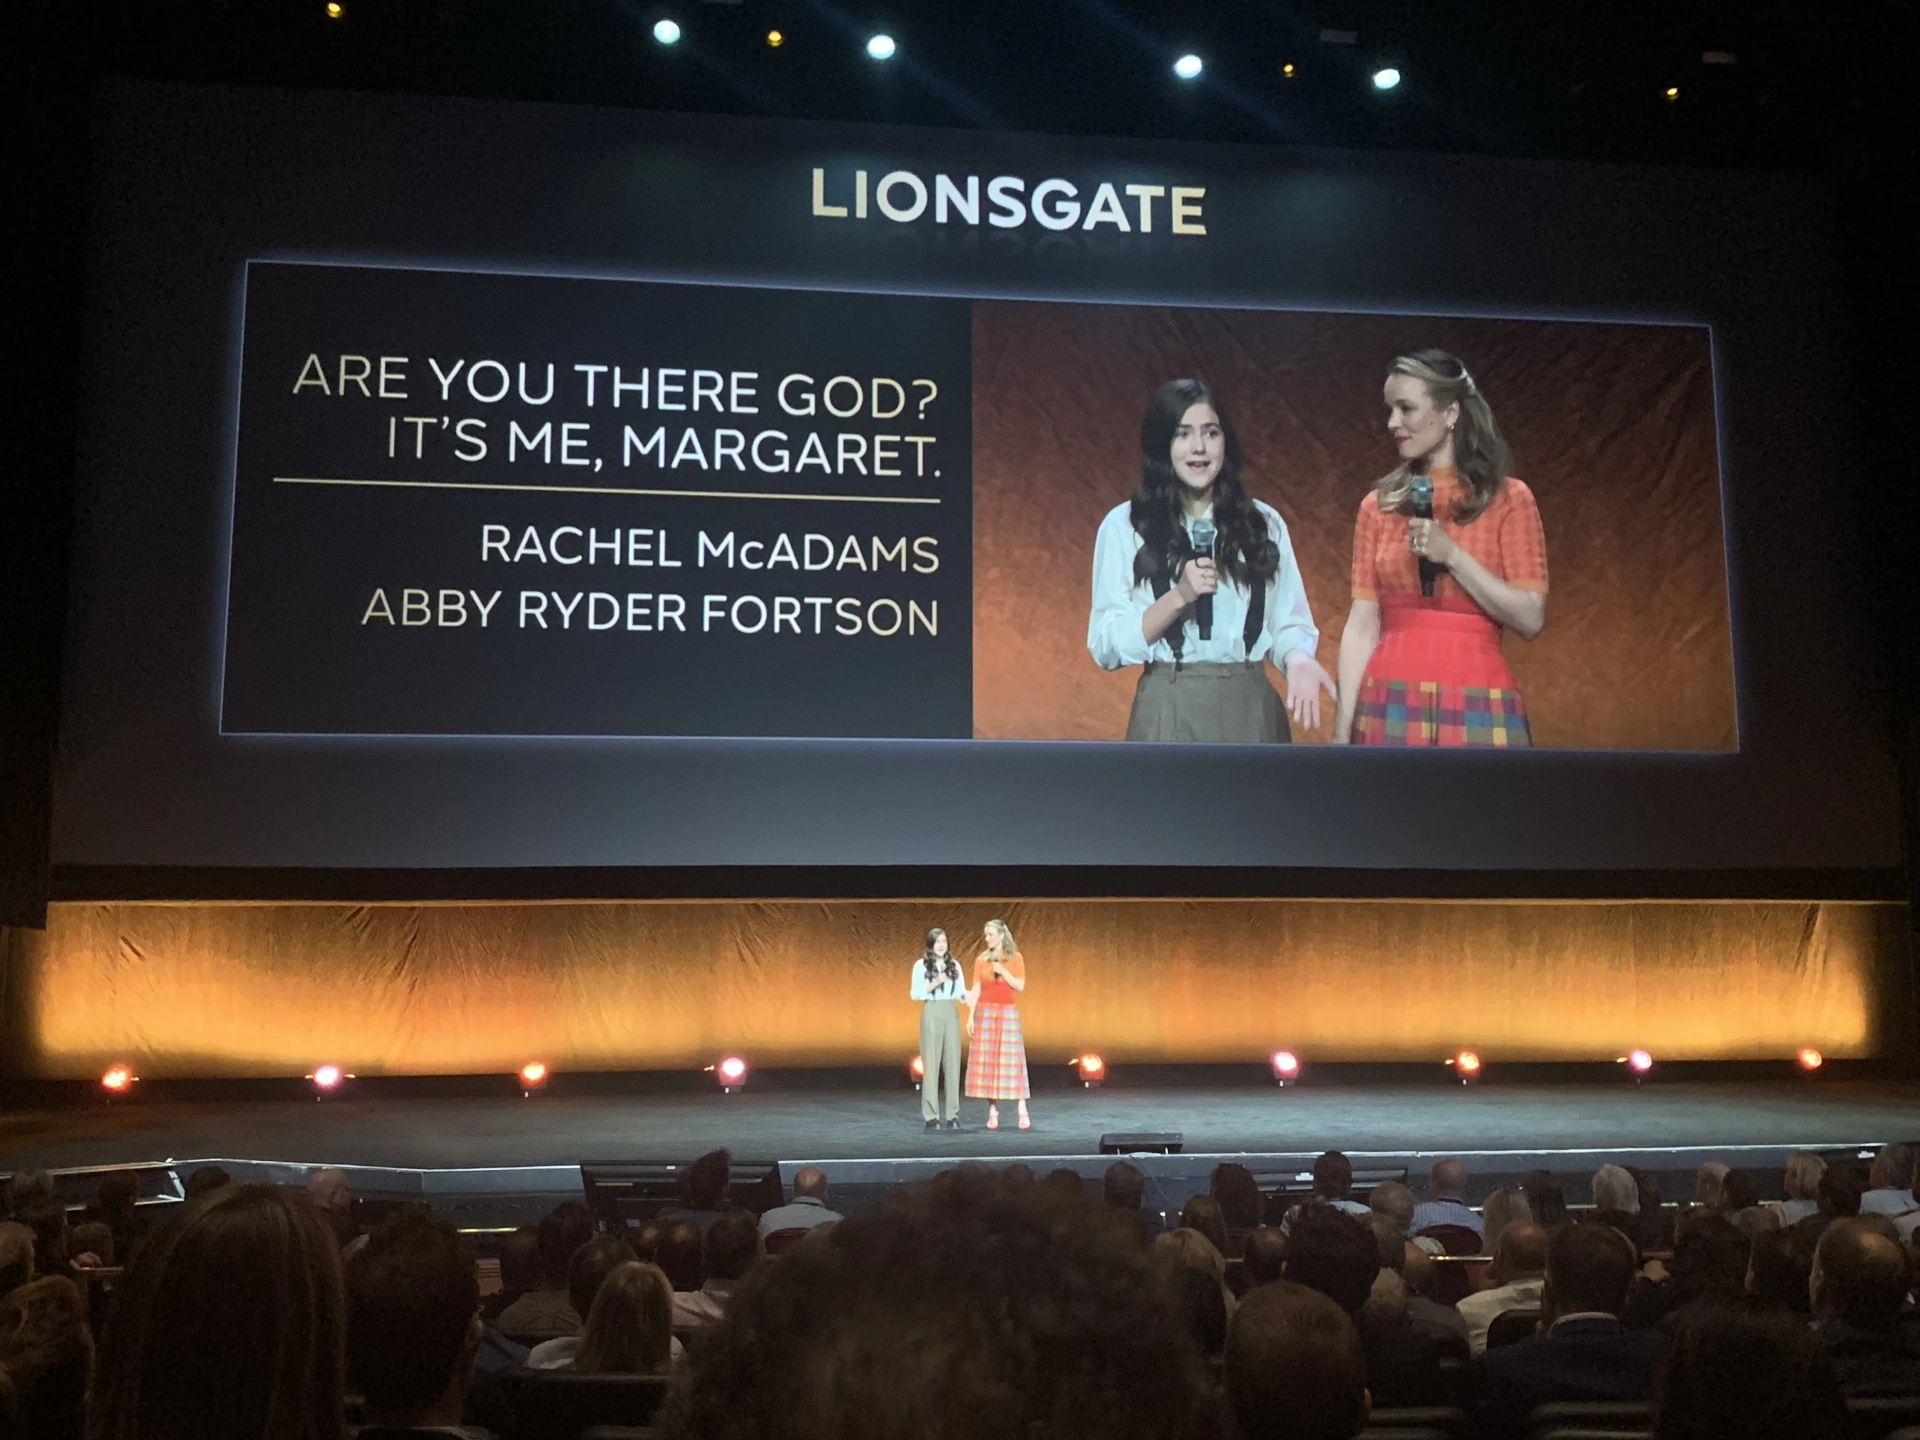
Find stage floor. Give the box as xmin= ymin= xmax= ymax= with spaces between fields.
xmin=4 ymin=1079 xmax=1915 ymax=1174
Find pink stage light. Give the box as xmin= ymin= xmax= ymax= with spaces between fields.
xmin=312 ymin=1063 xmax=343 ymax=1089
xmin=1271 ymin=1051 xmax=1301 ymax=1086
xmin=518 ymin=1061 xmax=549 ymax=1093
xmin=1624 ymin=1049 xmax=1654 ymax=1074
xmin=711 ymin=1055 xmax=749 ymax=1091
xmin=1075 ymin=1053 xmax=1106 ymax=1087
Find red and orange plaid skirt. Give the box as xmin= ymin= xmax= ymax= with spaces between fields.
xmin=1352 ymin=598 xmax=1532 ymax=747
xmin=965 ymin=1001 xmax=1031 ymax=1100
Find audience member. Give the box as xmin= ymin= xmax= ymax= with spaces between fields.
xmin=1244 ymin=1226 xmax=1287 ymax=1288
xmin=1723 ymin=1170 xmax=1763 ymax=1216
xmin=88 ymin=1182 xmax=346 ymax=1440
xmin=1695 ymin=1163 xmax=1731 ymax=1212
xmin=1155 ymin=1226 xmax=1236 ymax=1324
xmin=576 ymin=1260 xmax=680 ymax=1374
xmin=1307 ymin=1153 xmax=1371 ymax=1221
xmin=68 ymin=1221 xmax=113 ymax=1269
xmin=18 ymin=1205 xmax=68 ymax=1279
xmin=0 ymin=1276 xmax=91 ymax=1440
xmin=1746 ymin=1224 xmax=1816 ymax=1314
xmin=1631 ymin=1168 xmax=1675 ymax=1252
xmin=632 ymin=1217 xmax=666 ymax=1263
xmin=529 ymin=1233 xmax=640 ymax=1370
xmin=1523 ymin=1170 xmax=1569 ymax=1230
xmin=1481 ymin=1188 xmax=1533 ymax=1253
xmin=655 ymin=1167 xmax=1215 ymax=1440
xmin=1593 ymin=1166 xmax=1640 ymax=1215
xmin=0 ymin=1225 xmax=33 ymax=1300
xmin=1170 ymin=1264 xmax=1230 ymax=1359
xmin=1211 ymin=1162 xmax=1265 ymax=1235
xmin=1801 ymin=1165 xmax=1866 ymax=1244
xmin=1411 ymin=1158 xmax=1482 ymax=1241
xmin=1860 ymin=1143 xmax=1917 ymax=1219
xmin=83 ymin=1172 xmax=148 ymax=1260
xmin=1368 ymin=1216 xmax=1469 ymax=1354
xmin=1226 ymin=1280 xmax=1370 ymax=1440
xmin=1809 ymin=1217 xmax=1920 ymax=1393
xmin=183 ymin=1164 xmax=232 ymax=1201
xmin=655 ymin=1217 xmax=705 ymax=1296
xmin=1458 ymin=1221 xmax=1550 ymax=1357
xmin=1731 ymin=1204 xmax=1783 ymax=1244
xmin=1664 ymin=1213 xmax=1753 ymax=1314
xmin=1368 ymin=1181 xmax=1416 ymax=1236
xmin=1288 ymin=1212 xmax=1444 ymax=1406
xmin=1654 ymin=1299 xmax=1848 ymax=1440
xmin=344 ymin=1208 xmax=484 ymax=1435
xmin=1469 ymin=1220 xmax=1661 ymax=1440
xmin=1180 ymin=1194 xmax=1231 ymax=1257
xmin=0 ymin=1173 xmax=51 ymax=1223
xmin=497 ymin=1200 xmax=594 ymax=1333
xmin=757 ymin=1166 xmax=844 ymax=1235
xmin=307 ymin=1166 xmax=359 ymax=1250
xmin=675 ymin=1208 xmax=758 ymax=1326
xmin=1775 ymin=1152 xmax=1826 ymax=1228
xmin=1043 ymin=1168 xmax=1088 ymax=1201
xmin=481 ymin=1226 xmax=539 ymax=1321
xmin=675 ymin=1149 xmax=735 ymax=1232
xmin=1103 ymin=1160 xmax=1159 ymax=1240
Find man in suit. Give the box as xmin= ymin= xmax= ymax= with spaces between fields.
xmin=1469 ymin=1220 xmax=1661 ymax=1440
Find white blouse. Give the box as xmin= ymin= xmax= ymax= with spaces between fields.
xmin=1087 ymin=500 xmax=1319 ymax=669
xmin=909 ymin=957 xmax=969 ymax=1002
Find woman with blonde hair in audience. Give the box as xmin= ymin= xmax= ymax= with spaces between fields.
xmin=1773 ymin=1151 xmax=1826 ymax=1227
xmin=1154 ymin=1225 xmax=1236 ymax=1320
xmin=1480 ymin=1187 xmax=1533 ymax=1253
xmin=574 ymin=1260 xmax=681 ymax=1374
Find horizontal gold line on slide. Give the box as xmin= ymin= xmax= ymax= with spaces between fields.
xmin=270 ymin=476 xmax=941 ymax=505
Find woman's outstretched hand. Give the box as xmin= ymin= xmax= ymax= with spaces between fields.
xmin=1283 ymin=650 xmax=1338 ymax=731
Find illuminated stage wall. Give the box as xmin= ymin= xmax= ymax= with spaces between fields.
xmin=2 ymin=900 xmax=1906 ymax=1077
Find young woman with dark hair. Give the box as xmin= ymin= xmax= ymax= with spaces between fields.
xmin=1334 ymin=350 xmax=1548 ymax=746
xmin=909 ymin=927 xmax=967 ymax=1131
xmin=1089 ymin=379 xmax=1331 ymax=742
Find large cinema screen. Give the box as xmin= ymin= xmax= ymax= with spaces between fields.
xmin=48 ymin=82 xmax=1899 ymax=876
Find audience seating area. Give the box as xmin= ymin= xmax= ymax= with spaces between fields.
xmin=1 ymin=1141 xmax=1917 ymax=1440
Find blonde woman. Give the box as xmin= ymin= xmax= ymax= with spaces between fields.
xmin=575 ymin=1261 xmax=680 ymax=1374
xmin=1773 ymin=1151 xmax=1826 ymax=1227
xmin=964 ymin=919 xmax=1030 ymax=1131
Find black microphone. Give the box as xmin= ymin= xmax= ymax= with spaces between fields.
xmin=1409 ymin=476 xmax=1437 ymax=598
xmin=1189 ymin=517 xmax=1216 ymax=640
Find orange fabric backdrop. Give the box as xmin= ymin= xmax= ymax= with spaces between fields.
xmin=971 ymin=303 xmax=1735 ymax=748
xmin=1 ymin=899 xmax=1901 ymax=1077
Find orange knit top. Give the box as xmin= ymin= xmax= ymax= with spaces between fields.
xmin=973 ymin=951 xmax=1026 ymax=1006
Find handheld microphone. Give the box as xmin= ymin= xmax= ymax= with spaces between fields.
xmin=1189 ymin=517 xmax=1216 ymax=640
xmin=1409 ymin=476 xmax=1437 ymax=599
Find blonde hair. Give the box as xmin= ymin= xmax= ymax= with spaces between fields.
xmin=1376 ymin=349 xmax=1510 ymax=524
xmin=1480 ymin=1187 xmax=1534 ymax=1252
xmin=574 ymin=1261 xmax=673 ymax=1375
xmin=984 ymin=919 xmax=1016 ymax=955
xmin=1783 ymin=1150 xmax=1827 ymax=1201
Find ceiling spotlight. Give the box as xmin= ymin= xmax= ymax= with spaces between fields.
xmin=1074 ymin=1053 xmax=1107 ymax=1088
xmin=1173 ymin=54 xmax=1203 ymax=80
xmin=1371 ymin=67 xmax=1402 ymax=91
xmin=518 ymin=1060 xmax=549 ymax=1095
xmin=765 ymin=28 xmax=784 ymax=47
xmin=1271 ymin=1050 xmax=1302 ymax=1087
xmin=709 ymin=1055 xmax=749 ymax=1092
xmin=1281 ymin=62 xmax=1297 ymax=78
xmin=1448 ymin=1049 xmax=1482 ymax=1084
xmin=653 ymin=18 xmax=681 ymax=45
xmin=866 ymin=33 xmax=896 ymax=60
xmin=101 ymin=1063 xmax=137 ymax=1097
xmin=1620 ymin=1049 xmax=1654 ymax=1079
xmin=1795 ymin=1046 xmax=1824 ymax=1073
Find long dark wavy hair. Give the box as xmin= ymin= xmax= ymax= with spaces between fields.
xmin=920 ymin=928 xmax=959 ymax=987
xmin=1129 ymin=379 xmax=1278 ymax=591
xmin=1376 ymin=349 xmax=1511 ymax=524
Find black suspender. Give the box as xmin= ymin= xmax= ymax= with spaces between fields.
xmin=1148 ymin=569 xmax=1268 ymax=661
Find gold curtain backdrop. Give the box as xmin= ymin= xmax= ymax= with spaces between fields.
xmin=1 ymin=899 xmax=1905 ymax=1077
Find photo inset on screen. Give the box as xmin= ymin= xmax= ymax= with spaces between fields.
xmin=972 ymin=301 xmax=1735 ymax=750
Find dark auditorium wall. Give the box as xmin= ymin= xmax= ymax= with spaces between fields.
xmin=971 ymin=303 xmax=1736 ymax=748
xmin=0 ymin=898 xmax=1904 ymax=1076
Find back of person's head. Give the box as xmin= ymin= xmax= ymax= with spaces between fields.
xmin=655 ymin=1219 xmax=704 ymax=1291
xmin=89 ymin=1182 xmax=345 ymax=1440
xmin=1226 ymin=1280 xmax=1369 ymax=1440
xmin=1179 ymin=1195 xmax=1229 ymax=1256
xmin=1672 ymin=1214 xmax=1752 ymax=1304
xmin=576 ymin=1261 xmax=674 ymax=1375
xmin=1730 ymin=1206 xmax=1781 ymax=1244
xmin=95 ymin=1171 xmax=140 ymax=1221
xmin=1211 ymin=1163 xmax=1263 ymax=1231
xmin=1 ymin=1174 xmax=51 ymax=1223
xmin=1481 ymin=1187 xmax=1533 ymax=1251
xmin=791 ymin=1165 xmax=829 ymax=1202
xmin=1488 ymin=1221 xmax=1551 ymax=1286
xmin=1592 ymin=1166 xmax=1640 ymax=1214
xmin=1630 ymin=1168 xmax=1664 ymax=1216
xmin=1654 ymin=1299 xmax=1846 ymax=1440
xmin=18 ymin=1207 xmax=67 ymax=1277
xmin=69 ymin=1222 xmax=114 ymax=1268
xmin=0 ymin=1276 xmax=90 ymax=1440
xmin=1244 ymin=1226 xmax=1287 ymax=1287
xmin=1588 ymin=1210 xmax=1644 ymax=1262
xmin=1367 ymin=1216 xmax=1405 ymax=1272
xmin=705 ymin=1208 xmax=760 ymax=1283
xmin=1172 ymin=1264 xmax=1229 ymax=1359
xmin=1873 ymin=1142 xmax=1917 ymax=1190
xmin=0 ymin=1226 xmax=32 ymax=1299
xmin=1104 ymin=1161 xmax=1147 ymax=1212
xmin=1783 ymin=1152 xmax=1826 ymax=1202
xmin=1283 ymin=1214 xmax=1379 ymax=1317
xmin=344 ymin=1209 xmax=479 ymax=1425
xmin=1722 ymin=1171 xmax=1762 ymax=1215
xmin=1155 ymin=1226 xmax=1227 ymax=1292
xmin=1428 ymin=1157 xmax=1468 ymax=1199
xmin=1402 ymin=1243 xmax=1435 ymax=1298
xmin=568 ymin=1234 xmax=640 ymax=1323
xmin=184 ymin=1165 xmax=233 ymax=1201
xmin=1816 ymin=1165 xmax=1865 ymax=1219
xmin=498 ymin=1226 xmax=540 ymax=1290
xmin=536 ymin=1200 xmax=596 ymax=1287
xmin=306 ymin=1167 xmax=351 ymax=1216
xmin=1545 ymin=1218 xmax=1636 ymax=1319
xmin=1367 ymin=1181 xmax=1414 ymax=1234
xmin=655 ymin=1167 xmax=1211 ymax=1440
xmin=1044 ymin=1168 xmax=1087 ymax=1200
xmin=1811 ymin=1218 xmax=1910 ymax=1329
xmin=1696 ymin=1162 xmax=1731 ymax=1209
xmin=1747 ymin=1225 xmax=1816 ymax=1314
xmin=684 ymin=1149 xmax=733 ymax=1210
xmin=632 ymin=1218 xmax=665 ymax=1263
xmin=1314 ymin=1152 xmax=1355 ymax=1201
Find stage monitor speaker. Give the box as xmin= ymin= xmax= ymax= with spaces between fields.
xmin=1099 ymin=1132 xmax=1184 ymax=1155
xmin=580 ymin=1160 xmax=784 ymax=1231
